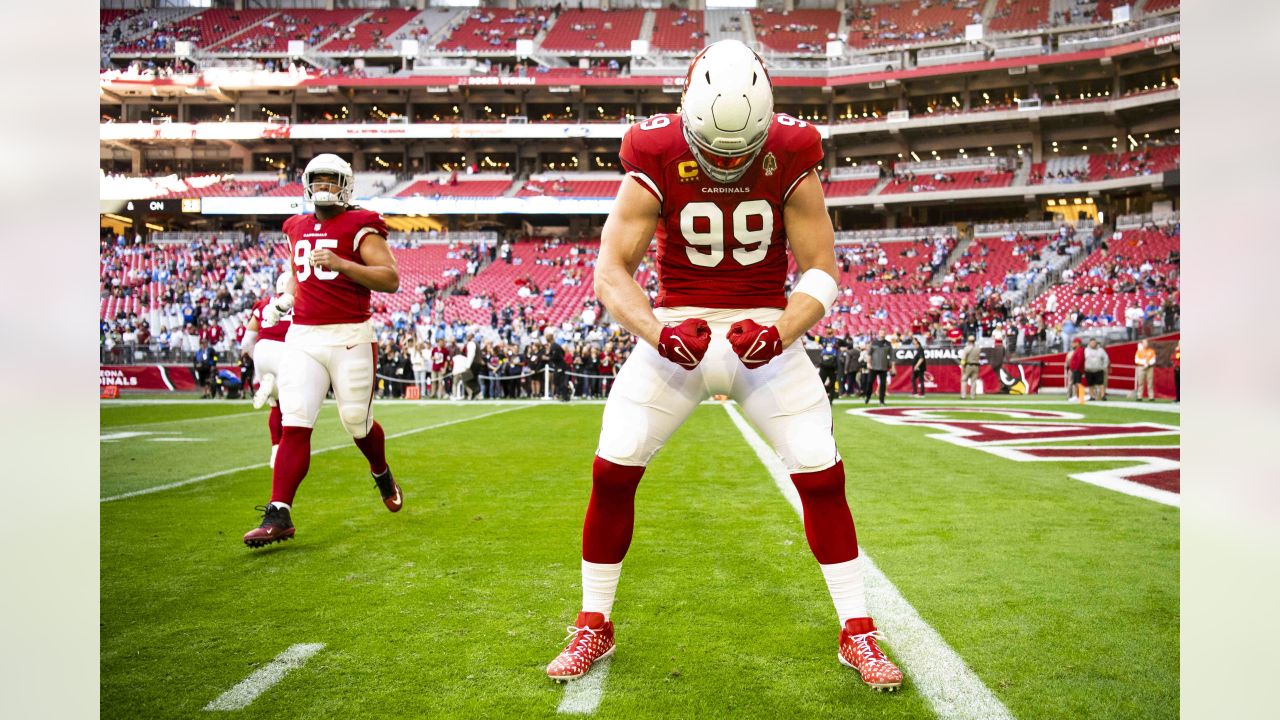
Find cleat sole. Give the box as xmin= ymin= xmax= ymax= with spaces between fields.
xmin=244 ymin=529 xmax=295 ymax=548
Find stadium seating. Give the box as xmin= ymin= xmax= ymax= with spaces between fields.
xmin=750 ymin=9 xmax=839 ymax=53
xmin=262 ymin=182 xmax=304 ymax=197
xmin=1143 ymin=0 xmax=1181 ymax=13
xmin=158 ymin=178 xmax=277 ymax=199
xmin=945 ymin=234 xmax=1055 ymax=293
xmin=879 ymin=170 xmax=1014 ymax=194
xmin=810 ymin=236 xmax=956 ymax=335
xmin=989 ymin=0 xmax=1050 ymax=33
xmin=375 ymin=245 xmax=474 ymax=319
xmin=1086 ymin=145 xmax=1179 ymax=181
xmin=517 ymin=176 xmax=622 ymax=199
xmin=439 ymin=241 xmax=597 ymax=327
xmin=650 ymin=10 xmax=706 ymax=52
xmin=101 ymin=9 xmax=138 ymax=28
xmin=1029 ymin=227 xmax=1179 ymax=329
xmin=320 ymin=9 xmax=421 ymax=52
xmin=434 ymin=8 xmax=544 ymax=52
xmin=846 ymin=1 xmax=975 ymax=50
xmin=396 ymin=177 xmax=512 ymax=198
xmin=824 ymin=178 xmax=882 ymax=197
xmin=211 ymin=9 xmax=364 ymax=52
xmin=1031 ymin=145 xmax=1179 ymax=185
xmin=540 ymin=10 xmax=645 ymax=52
xmin=139 ymin=9 xmax=277 ymax=53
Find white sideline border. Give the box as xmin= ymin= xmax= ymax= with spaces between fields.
xmin=556 ymin=656 xmax=612 ymax=714
xmin=204 ymin=643 xmax=325 ymax=711
xmin=100 ymin=405 xmax=531 ymax=503
xmin=723 ymin=401 xmax=1016 ymax=720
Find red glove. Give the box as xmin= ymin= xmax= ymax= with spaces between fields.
xmin=657 ymin=318 xmax=712 ymax=370
xmin=727 ymin=319 xmax=784 ymax=369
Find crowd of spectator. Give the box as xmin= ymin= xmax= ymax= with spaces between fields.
xmin=100 ymin=214 xmax=1179 ymax=397
xmin=99 ymin=232 xmax=281 ymax=365
xmin=447 ymin=9 xmax=547 ymax=49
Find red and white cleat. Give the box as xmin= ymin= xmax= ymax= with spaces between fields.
xmin=546 ymin=611 xmax=615 ymax=681
xmin=838 ymin=617 xmax=904 ymax=691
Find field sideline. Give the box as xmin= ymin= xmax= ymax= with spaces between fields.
xmin=101 ymin=395 xmax=1178 ymax=719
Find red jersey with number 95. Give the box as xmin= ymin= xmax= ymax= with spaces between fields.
xmin=619 ymin=112 xmax=824 ymax=309
xmin=282 ymin=207 xmax=388 ymax=325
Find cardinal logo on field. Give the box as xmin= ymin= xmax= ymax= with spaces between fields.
xmin=677 ymin=160 xmax=700 ymax=181
xmin=762 ymin=152 xmax=778 ymax=177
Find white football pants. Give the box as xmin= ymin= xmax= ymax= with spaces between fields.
xmin=278 ymin=336 xmax=377 ymax=438
xmin=597 ymin=307 xmax=838 ymax=472
xmin=252 ymin=338 xmax=286 ymax=404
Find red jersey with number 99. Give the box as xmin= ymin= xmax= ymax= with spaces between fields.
xmin=282 ymin=207 xmax=388 ymax=325
xmin=619 ymin=112 xmax=824 ymax=309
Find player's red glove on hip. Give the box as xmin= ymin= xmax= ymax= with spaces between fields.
xmin=727 ymin=319 xmax=783 ymax=369
xmin=657 ymin=318 xmax=712 ymax=370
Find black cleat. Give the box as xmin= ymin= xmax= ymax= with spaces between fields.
xmin=243 ymin=505 xmax=295 ymax=548
xmin=373 ymin=468 xmax=403 ymax=513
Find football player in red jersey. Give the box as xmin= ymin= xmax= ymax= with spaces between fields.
xmin=240 ymin=272 xmax=293 ymax=469
xmin=243 ymin=154 xmax=405 ymax=548
xmin=545 ymin=41 xmax=903 ymax=691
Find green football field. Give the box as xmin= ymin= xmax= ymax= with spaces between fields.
xmin=100 ymin=396 xmax=1179 ymax=719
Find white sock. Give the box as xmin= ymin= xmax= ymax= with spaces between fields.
xmin=820 ymin=557 xmax=868 ymax=625
xmin=269 ymin=444 xmax=279 ymax=469
xmin=269 ymin=501 xmax=291 ymax=511
xmin=581 ymin=559 xmax=624 ymax=619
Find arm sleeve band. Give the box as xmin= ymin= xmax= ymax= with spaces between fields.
xmin=792 ymin=268 xmax=839 ymax=313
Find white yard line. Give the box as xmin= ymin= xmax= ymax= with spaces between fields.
xmin=100 ymin=405 xmax=531 ymax=503
xmin=556 ymin=656 xmax=613 ymax=715
xmin=203 ymin=643 xmax=325 ymax=711
xmin=723 ymin=402 xmax=1016 ymax=720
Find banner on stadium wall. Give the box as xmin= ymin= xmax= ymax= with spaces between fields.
xmin=884 ymin=362 xmax=1042 ymax=395
xmin=100 ymin=365 xmax=242 ymax=393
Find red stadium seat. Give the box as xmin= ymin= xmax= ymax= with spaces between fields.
xmin=540 ymin=10 xmax=646 ymax=53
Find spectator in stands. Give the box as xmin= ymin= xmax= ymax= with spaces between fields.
xmin=545 ymin=328 xmax=569 ymax=402
xmin=410 ymin=340 xmax=428 ymax=398
xmin=430 ymin=339 xmax=448 ymax=399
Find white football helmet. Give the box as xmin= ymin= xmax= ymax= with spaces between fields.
xmin=680 ymin=40 xmax=774 ymax=184
xmin=303 ymin=153 xmax=354 ymax=206
xmin=274 ymin=270 xmax=292 ymax=295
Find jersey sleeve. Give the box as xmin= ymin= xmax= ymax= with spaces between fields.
xmin=619 ymin=122 xmax=664 ymax=203
xmin=351 ymin=209 xmax=389 ymax=252
xmin=779 ymin=119 xmax=825 ymax=202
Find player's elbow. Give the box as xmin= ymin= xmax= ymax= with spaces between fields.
xmin=373 ymin=269 xmax=399 ymax=294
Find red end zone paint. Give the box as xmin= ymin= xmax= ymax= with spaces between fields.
xmin=851 ymin=407 xmax=1180 ymax=505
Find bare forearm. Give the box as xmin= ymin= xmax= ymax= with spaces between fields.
xmin=595 ymin=267 xmax=662 ymax=347
xmin=339 ymin=263 xmax=399 ymax=293
xmin=774 ymin=293 xmax=826 ymax=347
